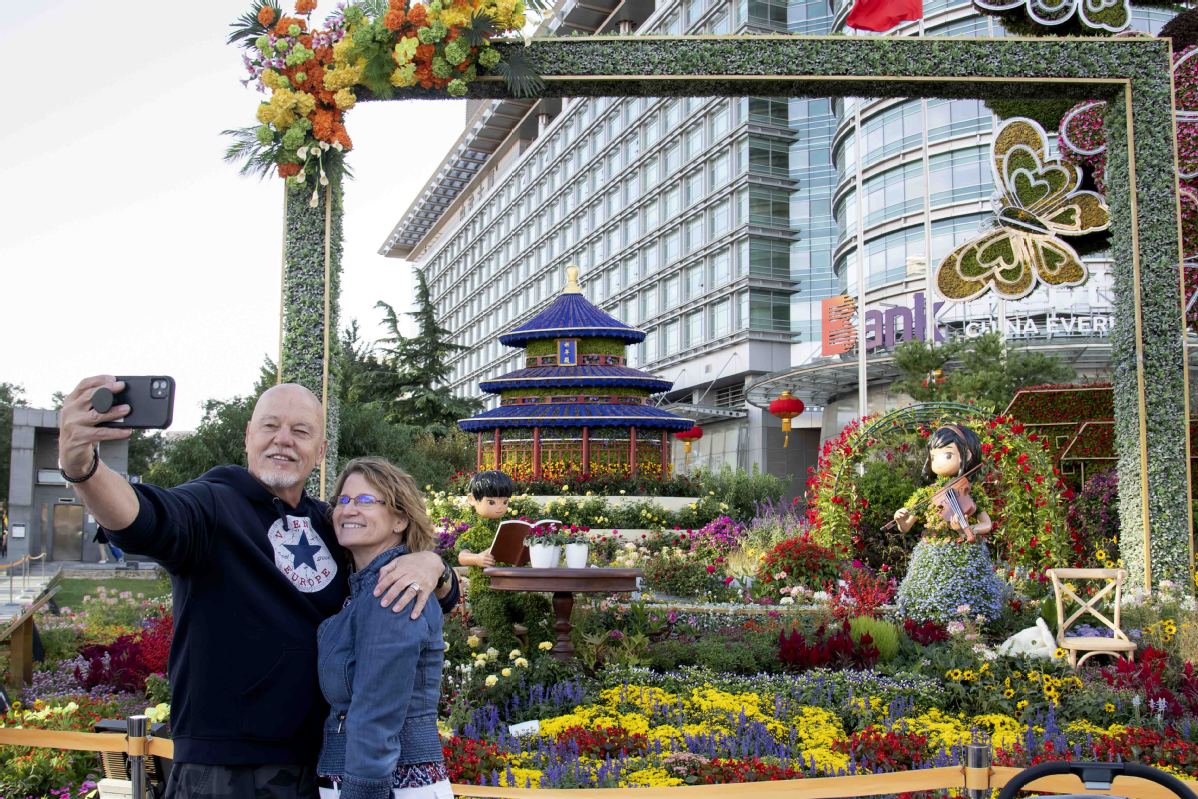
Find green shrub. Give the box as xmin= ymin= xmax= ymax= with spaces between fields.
xmin=848 ymin=615 xmax=901 ymax=662
xmin=37 ymin=624 xmax=84 ymax=665
xmin=647 ymin=632 xmax=781 ymax=674
xmin=855 ymin=456 xmax=922 ymax=576
xmin=694 ymin=465 xmax=787 ymax=523
xmin=642 ymin=548 xmax=716 ymax=599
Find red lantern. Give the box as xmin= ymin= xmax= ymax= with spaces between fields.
xmin=675 ymin=425 xmax=704 ymax=458
xmin=768 ymin=390 xmax=805 ymax=448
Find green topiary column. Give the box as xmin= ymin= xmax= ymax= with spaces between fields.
xmin=281 ymin=178 xmax=342 ymax=498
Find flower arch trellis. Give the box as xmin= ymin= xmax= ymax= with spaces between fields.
xmin=804 ymin=404 xmax=1075 ymax=578
xmin=230 ymin=8 xmax=1190 ymax=587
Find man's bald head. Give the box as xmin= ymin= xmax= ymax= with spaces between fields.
xmin=245 ymin=383 xmax=327 ymax=505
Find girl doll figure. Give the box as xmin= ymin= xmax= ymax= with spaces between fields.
xmin=892 ymin=424 xmax=1006 ymax=624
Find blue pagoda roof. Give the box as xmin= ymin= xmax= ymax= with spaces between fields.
xmin=459 ymin=403 xmax=696 ymax=431
xmin=500 ymin=293 xmax=644 ymax=347
xmin=479 ymin=365 xmax=672 ymax=394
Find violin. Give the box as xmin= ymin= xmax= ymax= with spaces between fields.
xmin=883 ymin=463 xmax=984 ymax=541
xmin=931 ymin=475 xmax=977 ymax=540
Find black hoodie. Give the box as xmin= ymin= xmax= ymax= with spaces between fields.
xmin=105 ymin=465 xmax=349 ymax=765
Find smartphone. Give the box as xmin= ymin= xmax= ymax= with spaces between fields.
xmin=98 ymin=376 xmax=176 ymax=429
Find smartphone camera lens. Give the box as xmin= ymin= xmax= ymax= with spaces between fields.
xmin=151 ymin=379 xmax=167 ymax=398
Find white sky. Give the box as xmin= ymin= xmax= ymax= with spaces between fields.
xmin=0 ymin=0 xmax=465 ymax=430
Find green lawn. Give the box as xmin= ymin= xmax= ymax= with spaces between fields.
xmin=52 ymin=576 xmax=170 ymax=610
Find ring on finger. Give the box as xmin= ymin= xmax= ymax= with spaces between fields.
xmin=408 ymin=581 xmax=422 ymax=592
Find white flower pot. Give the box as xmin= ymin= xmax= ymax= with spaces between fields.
xmin=529 ymin=543 xmax=562 ymax=568
xmin=564 ymin=543 xmax=590 ymax=569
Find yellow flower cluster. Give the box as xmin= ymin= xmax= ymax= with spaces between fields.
xmin=1146 ymin=617 xmax=1180 ymax=644
xmin=257 ymin=88 xmax=317 ymax=129
xmin=621 ymin=767 xmax=685 ymax=788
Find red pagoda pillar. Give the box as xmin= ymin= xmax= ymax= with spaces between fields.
xmin=660 ymin=431 xmax=669 ymax=479
xmin=628 ymin=426 xmax=638 ymax=479
xmin=532 ymin=427 xmax=542 ymax=480
xmin=492 ymin=428 xmax=502 ymax=471
xmin=476 ymin=432 xmax=483 ymax=471
xmin=582 ymin=426 xmax=591 ymax=478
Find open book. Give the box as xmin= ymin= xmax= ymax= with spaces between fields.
xmin=490 ymin=518 xmax=562 ymax=567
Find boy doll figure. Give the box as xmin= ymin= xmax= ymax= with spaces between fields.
xmin=456 ymin=470 xmax=551 ymax=653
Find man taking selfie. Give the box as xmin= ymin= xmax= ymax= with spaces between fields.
xmin=58 ymin=375 xmax=459 ymax=799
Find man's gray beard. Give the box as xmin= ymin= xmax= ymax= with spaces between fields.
xmin=252 ymin=465 xmax=305 ymax=493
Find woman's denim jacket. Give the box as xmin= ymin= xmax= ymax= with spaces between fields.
xmin=316 ymin=546 xmax=445 ymax=799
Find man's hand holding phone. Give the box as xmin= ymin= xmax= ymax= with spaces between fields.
xmin=59 ymin=376 xmax=135 ymax=477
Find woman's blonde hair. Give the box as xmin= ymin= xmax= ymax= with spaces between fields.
xmin=331 ymin=457 xmax=435 ymax=553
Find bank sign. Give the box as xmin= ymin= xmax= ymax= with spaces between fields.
xmin=820 ymin=293 xmax=1116 ymax=356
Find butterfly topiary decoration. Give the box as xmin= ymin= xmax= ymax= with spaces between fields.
xmin=935 ymin=117 xmax=1110 ymax=302
xmin=973 ymin=0 xmax=1130 ymax=33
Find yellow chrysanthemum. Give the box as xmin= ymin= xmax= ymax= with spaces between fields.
xmin=390 ymin=64 xmax=418 ymax=87
xmin=334 ymin=88 xmax=356 ymax=110
xmin=621 ymin=767 xmax=684 ymax=788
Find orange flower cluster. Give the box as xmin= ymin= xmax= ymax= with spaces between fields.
xmin=258 ymin=6 xmax=276 ymax=26
xmin=385 ymin=0 xmax=455 ymax=90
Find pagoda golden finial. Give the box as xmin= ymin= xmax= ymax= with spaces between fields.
xmin=563 ymin=265 xmax=582 ymax=294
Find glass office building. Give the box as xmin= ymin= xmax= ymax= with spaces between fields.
xmin=381 ymin=0 xmax=1177 ymax=494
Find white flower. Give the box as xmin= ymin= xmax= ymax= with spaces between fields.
xmin=811 ymin=591 xmax=830 ymax=602
xmin=779 ymin=597 xmax=795 ymax=605
xmin=486 ymin=647 xmax=499 ymax=661
xmin=509 ymin=648 xmax=522 ymax=660
xmin=956 ymin=604 xmax=971 ymax=616
xmin=514 ymin=657 xmax=529 ymax=668
xmin=485 ymin=675 xmax=498 ymax=687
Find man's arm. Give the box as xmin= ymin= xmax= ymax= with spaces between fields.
xmin=375 ymin=551 xmax=459 ymax=619
xmin=58 ymin=376 xmax=139 ymax=529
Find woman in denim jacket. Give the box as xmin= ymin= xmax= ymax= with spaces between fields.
xmin=317 ymin=458 xmax=449 ymax=799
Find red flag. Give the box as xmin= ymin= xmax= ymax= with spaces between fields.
xmin=846 ymin=0 xmax=922 ymax=32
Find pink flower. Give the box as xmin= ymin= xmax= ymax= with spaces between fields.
xmin=705 ymin=565 xmax=716 ymax=574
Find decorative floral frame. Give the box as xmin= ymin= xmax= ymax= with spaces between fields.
xmin=274 ymin=34 xmax=1188 ymax=586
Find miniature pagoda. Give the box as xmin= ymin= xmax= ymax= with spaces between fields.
xmin=459 ymin=266 xmax=695 ymax=481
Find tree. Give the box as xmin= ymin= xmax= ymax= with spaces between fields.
xmin=376 ymin=268 xmax=481 ymax=433
xmin=891 ymin=331 xmax=1074 ymax=412
xmin=0 ymin=383 xmax=27 ymax=507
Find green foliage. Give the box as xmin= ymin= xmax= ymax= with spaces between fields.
xmin=126 ymin=430 xmax=166 ymax=480
xmin=0 ymin=382 xmax=26 ymax=507
xmin=145 ymin=672 xmax=172 ymax=706
xmin=145 ymin=395 xmax=256 ymax=487
xmin=891 ymin=332 xmax=1074 ymax=413
xmin=848 ymin=615 xmax=900 ymax=662
xmin=646 ymin=631 xmax=782 ymax=674
xmin=854 ymin=454 xmax=922 ymax=574
xmin=375 ymin=268 xmax=480 ymax=434
xmin=641 ymin=547 xmax=717 ymax=599
xmin=694 ymin=464 xmax=787 ymax=523
xmin=524 ymin=337 xmax=627 ymax=357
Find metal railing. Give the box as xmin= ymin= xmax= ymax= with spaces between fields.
xmin=1 ymin=553 xmax=49 ymax=604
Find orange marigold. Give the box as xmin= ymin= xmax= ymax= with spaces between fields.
xmin=407 ymin=4 xmax=428 ymax=26
xmin=383 ymin=9 xmax=406 ymax=29
xmin=278 ymin=162 xmax=303 ymax=178
xmin=312 ymin=108 xmax=336 ymax=141
xmin=258 ymin=6 xmax=277 ymax=26
xmin=415 ymin=43 xmax=435 ymax=61
xmin=274 ymin=16 xmax=307 ymax=36
xmin=389 ymin=0 xmax=404 ymax=9
xmin=296 ymin=0 xmax=318 ymax=13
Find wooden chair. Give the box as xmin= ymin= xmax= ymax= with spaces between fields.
xmin=1046 ymin=568 xmax=1136 ymax=669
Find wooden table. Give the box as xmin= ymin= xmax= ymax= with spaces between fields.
xmin=483 ymin=567 xmax=642 ymax=660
